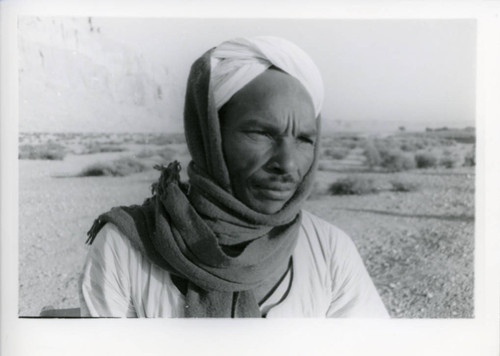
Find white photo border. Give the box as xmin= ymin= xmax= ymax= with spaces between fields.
xmin=2 ymin=1 xmax=500 ymax=355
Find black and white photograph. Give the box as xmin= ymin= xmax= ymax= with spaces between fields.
xmin=17 ymin=16 xmax=475 ymax=319
xmin=2 ymin=1 xmax=500 ymax=355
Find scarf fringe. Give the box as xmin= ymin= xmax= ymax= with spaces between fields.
xmin=86 ymin=218 xmax=105 ymax=245
xmin=86 ymin=160 xmax=191 ymax=247
xmin=151 ymin=161 xmax=190 ymax=198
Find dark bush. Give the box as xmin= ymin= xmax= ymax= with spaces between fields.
xmin=379 ymin=149 xmax=416 ymax=172
xmin=399 ymin=139 xmax=423 ymax=152
xmin=329 ymin=176 xmax=379 ymax=195
xmin=341 ymin=138 xmax=359 ymax=149
xmin=415 ymin=152 xmax=438 ymax=168
xmin=463 ymin=148 xmax=475 ymax=167
xmin=78 ymin=157 xmax=148 ymax=177
xmin=323 ymin=146 xmax=350 ymax=160
xmin=439 ymin=139 xmax=455 ymax=146
xmin=81 ymin=142 xmax=127 ymax=154
xmin=439 ymin=156 xmax=457 ymax=169
xmin=362 ymin=140 xmax=382 ymax=169
xmin=390 ymin=179 xmax=419 ymax=192
xmin=19 ymin=143 xmax=67 ymax=160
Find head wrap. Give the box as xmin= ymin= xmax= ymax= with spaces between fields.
xmin=87 ymin=37 xmax=323 ymax=318
xmin=210 ymin=36 xmax=324 ymax=118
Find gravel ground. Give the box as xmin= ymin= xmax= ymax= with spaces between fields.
xmin=18 ymin=149 xmax=474 ymax=318
xmin=306 ymin=166 xmax=475 ymax=318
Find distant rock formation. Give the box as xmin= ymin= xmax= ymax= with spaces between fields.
xmin=19 ymin=17 xmax=184 ymax=133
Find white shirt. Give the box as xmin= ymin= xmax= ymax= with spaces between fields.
xmin=79 ymin=210 xmax=389 ymax=318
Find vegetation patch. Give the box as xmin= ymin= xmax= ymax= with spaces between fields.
xmin=339 ymin=137 xmax=359 ymax=149
xmin=19 ymin=143 xmax=67 ymax=160
xmin=323 ymin=146 xmax=351 ymax=160
xmin=329 ymin=176 xmax=379 ymax=195
xmin=379 ymin=149 xmax=416 ymax=172
xmin=77 ymin=157 xmax=148 ymax=177
xmin=390 ymin=179 xmax=419 ymax=192
xmin=398 ymin=138 xmax=426 ymax=152
xmin=463 ymin=148 xmax=475 ymax=167
xmin=424 ymin=127 xmax=475 ymax=144
xmin=439 ymin=156 xmax=458 ymax=169
xmin=80 ymin=142 xmax=127 ymax=154
xmin=415 ymin=152 xmax=438 ymax=168
xmin=362 ymin=139 xmax=382 ymax=169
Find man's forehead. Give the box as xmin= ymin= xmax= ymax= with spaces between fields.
xmin=245 ymin=69 xmax=313 ymax=100
xmin=238 ymin=113 xmax=316 ymax=127
xmin=223 ymin=70 xmax=315 ymax=117
xmin=210 ymin=36 xmax=324 ymax=117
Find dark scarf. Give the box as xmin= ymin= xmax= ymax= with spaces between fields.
xmin=86 ymin=49 xmax=320 ymax=317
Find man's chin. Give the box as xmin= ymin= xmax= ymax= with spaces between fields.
xmin=237 ymin=186 xmax=296 ymax=214
xmin=246 ymin=194 xmax=289 ymax=214
xmin=251 ymin=201 xmax=286 ymax=215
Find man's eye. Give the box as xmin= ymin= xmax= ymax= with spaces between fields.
xmin=298 ymin=136 xmax=315 ymax=145
xmin=246 ymin=131 xmax=272 ymax=140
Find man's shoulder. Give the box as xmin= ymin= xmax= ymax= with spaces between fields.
xmin=89 ymin=222 xmax=141 ymax=260
xmin=95 ymin=222 xmax=129 ymax=245
xmin=299 ymin=210 xmax=360 ymax=255
xmin=300 ymin=210 xmax=350 ymax=239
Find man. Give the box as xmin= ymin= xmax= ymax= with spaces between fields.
xmin=80 ymin=36 xmax=389 ymax=318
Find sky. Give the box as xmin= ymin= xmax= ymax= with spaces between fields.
xmin=18 ymin=17 xmax=476 ymax=133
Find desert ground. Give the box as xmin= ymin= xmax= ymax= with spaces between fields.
xmin=18 ymin=129 xmax=475 ymax=318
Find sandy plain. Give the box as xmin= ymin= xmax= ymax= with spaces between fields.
xmin=18 ymin=132 xmax=475 ymax=318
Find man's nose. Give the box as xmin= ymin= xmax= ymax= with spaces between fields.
xmin=266 ymin=138 xmax=298 ymax=175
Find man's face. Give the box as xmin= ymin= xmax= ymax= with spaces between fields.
xmin=220 ymin=69 xmax=317 ymax=214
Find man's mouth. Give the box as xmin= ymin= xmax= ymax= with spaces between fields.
xmin=252 ymin=182 xmax=296 ymax=201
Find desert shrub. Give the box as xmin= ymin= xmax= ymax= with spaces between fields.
xmin=78 ymin=157 xmax=148 ymax=177
xmin=340 ymin=138 xmax=359 ymax=149
xmin=362 ymin=139 xmax=382 ymax=169
xmin=323 ymin=146 xmax=350 ymax=160
xmin=414 ymin=140 xmax=427 ymax=150
xmin=439 ymin=156 xmax=457 ymax=169
xmin=390 ymin=179 xmax=419 ymax=192
xmin=415 ymin=152 xmax=438 ymax=168
xmin=399 ymin=141 xmax=415 ymax=152
xmin=82 ymin=142 xmax=126 ymax=154
xmin=399 ymin=139 xmax=424 ymax=152
xmin=422 ymin=138 xmax=439 ymax=147
xmin=19 ymin=143 xmax=66 ymax=160
xmin=329 ymin=176 xmax=379 ymax=195
xmin=452 ymin=136 xmax=475 ymax=144
xmin=463 ymin=148 xmax=475 ymax=167
xmin=379 ymin=149 xmax=416 ymax=172
xmin=439 ymin=138 xmax=455 ymax=146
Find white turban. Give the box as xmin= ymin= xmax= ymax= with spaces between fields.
xmin=210 ymin=36 xmax=324 ymax=118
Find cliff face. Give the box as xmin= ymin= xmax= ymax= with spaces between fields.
xmin=19 ymin=17 xmax=184 ymax=133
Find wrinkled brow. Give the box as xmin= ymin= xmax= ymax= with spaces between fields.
xmin=238 ymin=115 xmax=317 ymax=136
